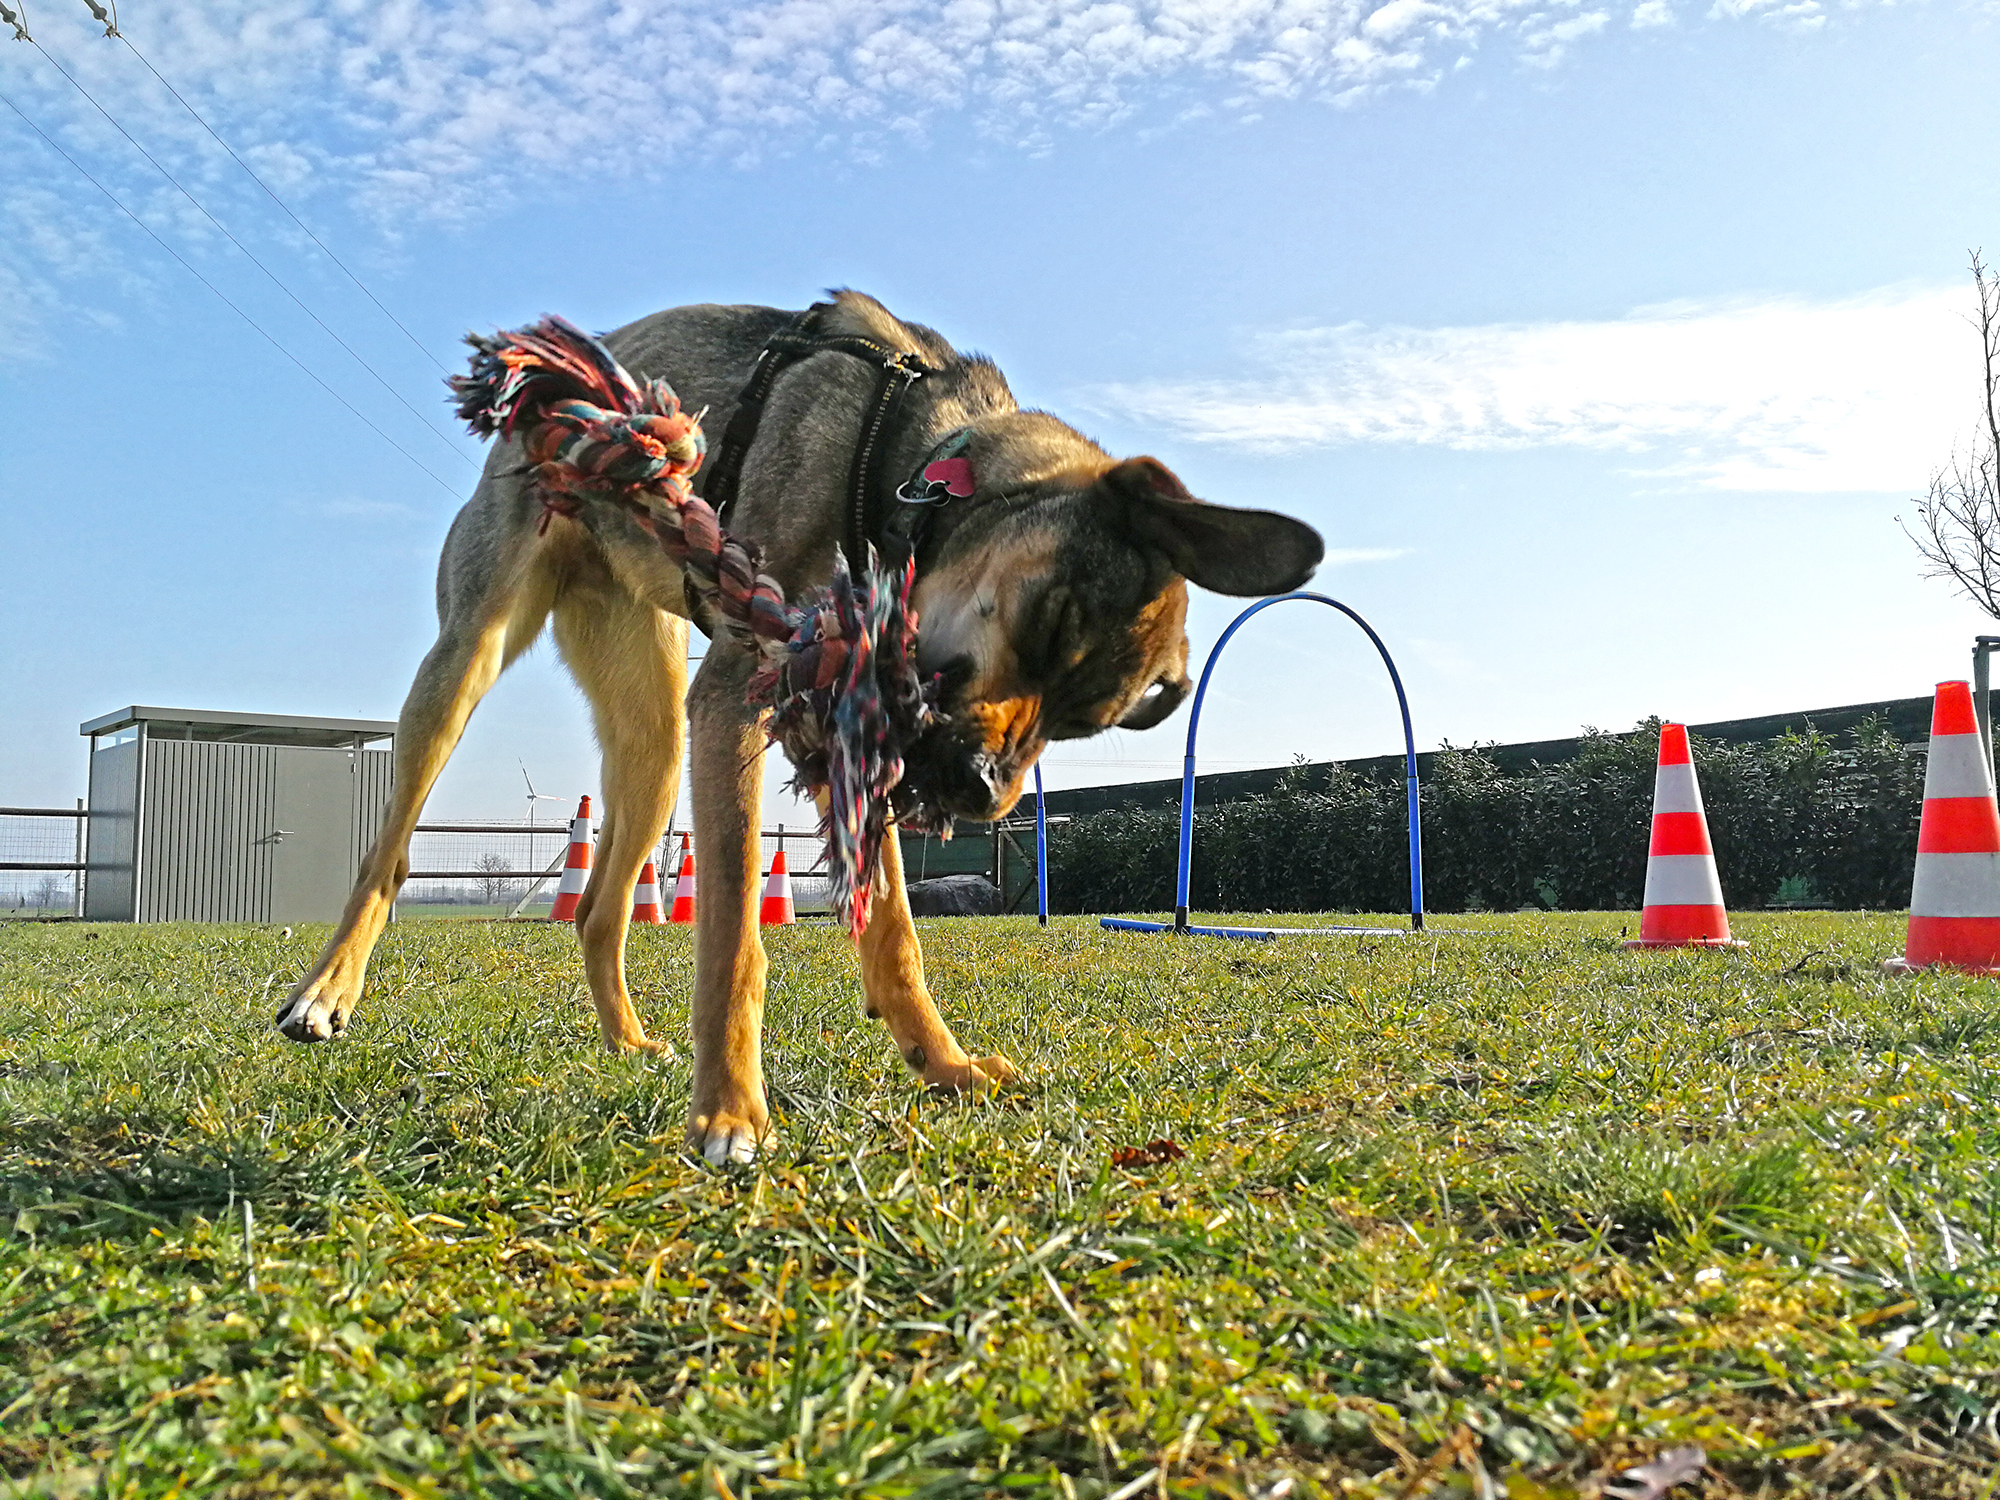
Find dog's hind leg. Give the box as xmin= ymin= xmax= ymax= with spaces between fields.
xmin=684 ymin=646 xmax=773 ymax=1165
xmin=552 ymin=588 xmax=688 ymax=1054
xmin=855 ymin=829 xmax=1019 ymax=1093
xmin=277 ymin=540 xmax=555 ymax=1043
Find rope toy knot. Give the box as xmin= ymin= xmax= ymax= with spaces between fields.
xmin=449 ymin=316 xmax=946 ymax=936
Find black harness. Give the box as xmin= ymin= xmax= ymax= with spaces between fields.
xmin=702 ymin=303 xmax=954 ymax=573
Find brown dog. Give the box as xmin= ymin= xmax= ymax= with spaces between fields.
xmin=277 ymin=291 xmax=1323 ymax=1163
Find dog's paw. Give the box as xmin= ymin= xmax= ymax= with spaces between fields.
xmin=606 ymin=1031 xmax=676 ymax=1060
xmin=275 ymin=979 xmax=353 ymax=1044
xmin=924 ymin=1051 xmax=1021 ymax=1094
xmin=687 ymin=1104 xmax=770 ymax=1167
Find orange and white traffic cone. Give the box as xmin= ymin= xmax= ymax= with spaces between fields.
xmin=548 ymin=796 xmax=593 ymax=923
xmin=669 ymin=836 xmax=697 ymax=925
xmin=630 ymin=858 xmax=666 ymax=925
xmin=759 ymin=849 xmax=796 ymax=926
xmin=1623 ymin=723 xmax=1744 ymax=949
xmin=1885 ymin=680 xmax=2000 ymax=975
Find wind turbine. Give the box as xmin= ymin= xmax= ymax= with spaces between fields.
xmin=520 ymin=762 xmax=566 ymax=840
xmin=510 ymin=763 xmax=575 ymax=920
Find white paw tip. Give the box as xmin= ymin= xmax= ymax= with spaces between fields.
xmin=275 ymin=995 xmax=335 ymax=1042
xmin=702 ymin=1131 xmax=757 ymax=1166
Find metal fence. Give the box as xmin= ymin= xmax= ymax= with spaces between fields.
xmin=0 ymin=804 xmax=834 ymax=918
xmin=0 ymin=804 xmax=85 ymax=914
xmin=901 ymin=815 xmax=1057 ymax=915
xmin=400 ymin=822 xmax=833 ymax=915
xmin=3 ymin=798 xmax=1082 ymax=920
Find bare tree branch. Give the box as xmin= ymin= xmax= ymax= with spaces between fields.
xmin=1903 ymin=251 xmax=2000 ymax=619
xmin=476 ymin=850 xmax=512 ymax=906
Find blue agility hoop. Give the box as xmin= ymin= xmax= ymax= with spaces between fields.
xmin=1034 ymin=762 xmax=1048 ymax=926
xmin=1168 ymin=592 xmax=1424 ymax=934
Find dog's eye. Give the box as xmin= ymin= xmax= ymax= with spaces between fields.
xmin=934 ymin=655 xmax=977 ymax=696
xmin=1020 ymin=585 xmax=1081 ymax=680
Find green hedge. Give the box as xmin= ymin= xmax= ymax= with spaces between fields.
xmin=1046 ymin=717 xmax=1928 ymax=914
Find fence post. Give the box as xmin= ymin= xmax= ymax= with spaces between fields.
xmin=73 ymin=797 xmax=84 ymax=918
xmin=1976 ymin=637 xmax=2000 ymax=779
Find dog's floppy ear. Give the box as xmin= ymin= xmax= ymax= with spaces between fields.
xmin=1102 ymin=458 xmax=1325 ymax=597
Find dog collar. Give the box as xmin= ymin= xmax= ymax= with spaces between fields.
xmin=886 ymin=428 xmax=976 ymax=571
xmin=896 ymin=428 xmax=976 ymax=505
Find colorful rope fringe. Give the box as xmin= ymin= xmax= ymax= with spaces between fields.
xmin=449 ymin=317 xmax=943 ymax=937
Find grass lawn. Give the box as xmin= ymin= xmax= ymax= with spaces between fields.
xmin=1 ymin=912 xmax=1997 ymax=1497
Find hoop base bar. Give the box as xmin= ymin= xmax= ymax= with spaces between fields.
xmin=1100 ymin=918 xmax=1425 ymax=940
xmin=1102 ymin=918 xmax=1272 ymax=940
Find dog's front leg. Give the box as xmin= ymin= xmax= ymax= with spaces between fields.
xmin=856 ymin=830 xmax=1019 ymax=1093
xmin=685 ymin=647 xmax=772 ymax=1165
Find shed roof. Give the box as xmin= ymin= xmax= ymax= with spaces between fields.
xmin=80 ymin=706 xmax=396 ymax=748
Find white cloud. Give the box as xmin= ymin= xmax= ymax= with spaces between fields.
xmin=1711 ymin=0 xmax=1828 ymax=29
xmin=0 ymin=261 xmax=45 ymax=361
xmin=0 ymin=177 xmax=150 ymax=356
xmin=1522 ymin=10 xmax=1610 ymax=66
xmin=0 ymin=0 xmax=1913 ymax=229
xmin=1081 ymin=286 xmax=1984 ymax=492
xmin=1631 ymin=0 xmax=1676 ymax=26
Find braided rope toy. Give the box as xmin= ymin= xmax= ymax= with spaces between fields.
xmin=449 ymin=317 xmax=946 ymax=937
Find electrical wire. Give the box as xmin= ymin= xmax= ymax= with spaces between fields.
xmin=1 ymin=87 xmax=460 ymax=497
xmin=27 ymin=34 xmax=475 ymax=467
xmin=97 ymin=13 xmax=454 ymax=377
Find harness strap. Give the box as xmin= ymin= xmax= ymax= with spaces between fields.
xmin=844 ymin=355 xmax=926 ymax=569
xmin=705 ymin=304 xmax=938 ymax=569
xmin=701 ymin=310 xmax=824 ymax=527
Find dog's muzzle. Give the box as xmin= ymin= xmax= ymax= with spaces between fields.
xmin=899 ymin=720 xmax=1036 ymax=826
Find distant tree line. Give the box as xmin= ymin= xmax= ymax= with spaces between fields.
xmin=1045 ymin=717 xmax=1927 ymax=914
xmin=3 ymin=875 xmax=73 ymax=912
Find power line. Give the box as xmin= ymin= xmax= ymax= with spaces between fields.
xmin=0 ymin=87 xmax=460 ymax=496
xmin=26 ymin=34 xmax=475 ymax=468
xmin=93 ymin=12 xmax=454 ymax=377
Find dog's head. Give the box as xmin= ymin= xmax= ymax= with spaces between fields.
xmin=905 ymin=434 xmax=1323 ymax=823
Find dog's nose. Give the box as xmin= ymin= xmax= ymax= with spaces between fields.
xmin=934 ymin=752 xmax=1011 ymax=823
xmin=955 ymin=755 xmax=1006 ymax=821
xmin=981 ymin=756 xmax=1014 ymax=813
xmin=970 ymin=753 xmax=1031 ymax=822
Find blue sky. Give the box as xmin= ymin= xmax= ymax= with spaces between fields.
xmin=3 ymin=0 xmax=1998 ymax=829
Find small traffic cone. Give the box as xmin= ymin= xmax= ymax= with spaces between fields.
xmin=760 ymin=849 xmax=796 ymax=926
xmin=1886 ymin=681 xmax=2000 ymax=974
xmin=669 ymin=836 xmax=697 ymax=924
xmin=1623 ymin=723 xmax=1744 ymax=949
xmin=630 ymin=859 xmax=666 ymax=925
xmin=548 ymin=796 xmax=593 ymax=923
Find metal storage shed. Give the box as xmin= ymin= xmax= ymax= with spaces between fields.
xmin=80 ymin=706 xmax=394 ymax=923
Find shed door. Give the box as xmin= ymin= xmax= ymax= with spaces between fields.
xmin=270 ymin=748 xmax=356 ymax=923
